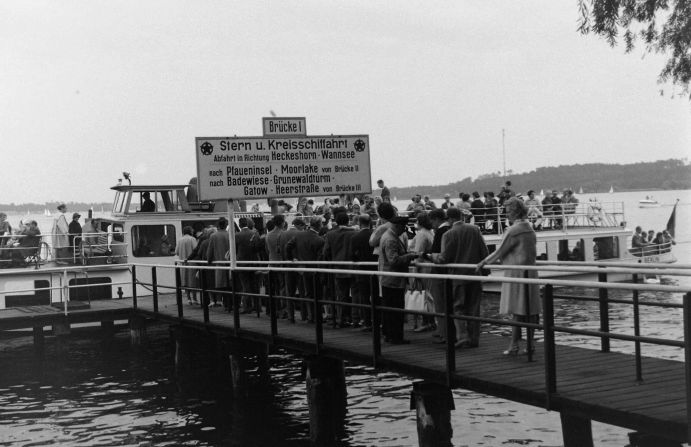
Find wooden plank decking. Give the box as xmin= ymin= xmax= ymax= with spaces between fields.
xmin=0 ymin=294 xmax=687 ymax=442
xmin=134 ymin=294 xmax=687 ymax=442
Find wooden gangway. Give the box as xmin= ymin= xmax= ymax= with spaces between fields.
xmin=1 ymin=260 xmax=690 ymax=445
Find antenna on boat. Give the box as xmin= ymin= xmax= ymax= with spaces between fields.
xmin=502 ymin=128 xmax=506 ymax=180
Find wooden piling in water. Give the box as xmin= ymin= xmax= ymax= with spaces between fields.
xmin=33 ymin=326 xmax=44 ymax=354
xmin=627 ymin=432 xmax=682 ymax=447
xmin=409 ymin=381 xmax=454 ymax=447
xmin=560 ymin=412 xmax=593 ymax=447
xmin=172 ymin=326 xmax=195 ymax=375
xmin=101 ymin=320 xmax=115 ymax=338
xmin=304 ymin=356 xmax=347 ymax=446
xmin=128 ymin=316 xmax=146 ymax=345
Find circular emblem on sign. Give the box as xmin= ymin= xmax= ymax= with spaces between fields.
xmin=354 ymin=139 xmax=366 ymax=152
xmin=200 ymin=142 xmax=214 ymax=156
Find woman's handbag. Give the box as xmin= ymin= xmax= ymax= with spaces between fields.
xmin=405 ymin=278 xmax=426 ymax=312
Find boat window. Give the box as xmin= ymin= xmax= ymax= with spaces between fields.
xmin=558 ymin=239 xmax=584 ymax=261
xmin=131 ymin=225 xmax=176 ymax=257
xmin=593 ymin=236 xmax=619 ymax=260
xmin=536 ymin=242 xmax=548 ymax=261
xmin=487 ymin=244 xmax=496 ymax=255
xmin=113 ymin=192 xmax=126 ymax=213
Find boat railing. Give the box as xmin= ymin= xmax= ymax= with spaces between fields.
xmin=399 ymin=201 xmax=626 ymax=235
xmin=0 ymin=231 xmax=129 ymax=269
xmin=630 ymin=240 xmax=675 ymax=257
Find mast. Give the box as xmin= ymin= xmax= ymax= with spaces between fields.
xmin=502 ymin=128 xmax=506 ymax=180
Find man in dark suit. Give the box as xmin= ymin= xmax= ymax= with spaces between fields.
xmin=350 ymin=214 xmax=377 ymax=330
xmin=236 ymin=217 xmax=263 ymax=313
xmin=322 ymin=212 xmax=356 ymax=327
xmin=470 ymin=191 xmax=485 ymax=231
xmin=430 ymin=207 xmax=488 ymax=348
xmin=278 ymin=218 xmax=306 ymax=321
xmin=286 ymin=217 xmax=325 ymax=322
xmin=426 ymin=208 xmax=450 ymax=342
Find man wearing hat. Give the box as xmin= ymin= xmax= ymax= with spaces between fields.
xmin=429 ymin=207 xmax=489 ymax=348
xmin=52 ymin=204 xmax=70 ymax=264
xmin=378 ymin=215 xmax=418 ymax=344
xmin=68 ymin=212 xmax=82 ymax=263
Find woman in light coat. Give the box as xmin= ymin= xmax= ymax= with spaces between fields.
xmin=477 ymin=197 xmax=540 ymax=355
xmin=175 ymin=226 xmax=198 ymax=304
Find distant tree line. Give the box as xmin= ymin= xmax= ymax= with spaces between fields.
xmin=383 ymin=159 xmax=690 ymax=199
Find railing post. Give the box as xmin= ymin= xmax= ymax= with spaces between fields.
xmin=232 ymin=269 xmax=240 ymax=335
xmin=371 ymin=274 xmax=381 ymax=366
xmin=543 ymin=284 xmax=557 ymax=410
xmin=201 ymin=269 xmax=209 ymax=323
xmin=151 ymin=266 xmax=158 ymax=314
xmin=597 ymin=272 xmax=610 ymax=352
xmin=269 ymin=270 xmax=277 ymax=337
xmin=444 ymin=277 xmax=455 ymax=386
xmin=131 ymin=265 xmax=138 ymax=309
xmin=524 ymin=270 xmax=534 ymax=362
xmin=313 ymin=273 xmax=324 ymax=352
xmin=175 ymin=265 xmax=183 ymax=319
xmin=683 ymin=292 xmax=691 ymax=443
xmin=632 ymin=274 xmax=642 ymax=382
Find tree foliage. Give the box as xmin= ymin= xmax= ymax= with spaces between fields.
xmin=577 ymin=0 xmax=691 ymax=98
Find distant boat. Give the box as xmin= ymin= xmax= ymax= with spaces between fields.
xmin=578 ymin=187 xmax=583 ymax=194
xmin=43 ymin=209 xmax=51 ymax=216
xmin=639 ymin=196 xmax=660 ymax=208
xmin=539 ymin=189 xmax=544 ymax=196
xmin=609 ymin=186 xmax=614 ymax=194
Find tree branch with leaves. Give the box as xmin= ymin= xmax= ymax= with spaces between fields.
xmin=578 ymin=0 xmax=691 ymax=98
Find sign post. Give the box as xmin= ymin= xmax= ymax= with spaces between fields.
xmin=227 ymin=199 xmax=236 ymax=269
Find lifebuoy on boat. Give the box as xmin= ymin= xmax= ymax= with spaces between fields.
xmin=587 ymin=201 xmax=602 ymax=224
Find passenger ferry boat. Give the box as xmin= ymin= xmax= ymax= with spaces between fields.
xmin=403 ymin=198 xmax=676 ymax=284
xmin=0 ymin=182 xmax=677 ymax=308
xmin=0 ymin=183 xmax=262 ymax=309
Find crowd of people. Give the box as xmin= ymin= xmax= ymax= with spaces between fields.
xmin=400 ymin=181 xmax=583 ymax=233
xmin=176 ymin=180 xmax=545 ymax=355
xmin=0 ymin=212 xmax=43 ymax=267
xmin=631 ymin=226 xmax=676 ymax=256
xmin=0 ymin=204 xmax=112 ymax=267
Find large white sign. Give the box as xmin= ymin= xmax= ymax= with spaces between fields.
xmin=196 ymin=133 xmax=371 ymax=200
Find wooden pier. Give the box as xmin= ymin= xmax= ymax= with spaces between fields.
xmin=1 ymin=262 xmax=690 ymax=446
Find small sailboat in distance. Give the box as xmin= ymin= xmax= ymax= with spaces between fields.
xmin=578 ymin=186 xmax=583 ymax=194
xmin=43 ymin=208 xmax=51 ymax=216
xmin=609 ymin=185 xmax=614 ymax=194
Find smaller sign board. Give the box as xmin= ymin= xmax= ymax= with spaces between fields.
xmin=263 ymin=117 xmax=306 ymax=137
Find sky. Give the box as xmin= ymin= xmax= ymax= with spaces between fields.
xmin=2 ymin=0 xmax=690 ymax=204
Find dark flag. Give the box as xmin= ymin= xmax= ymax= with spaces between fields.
xmin=666 ymin=199 xmax=678 ymax=238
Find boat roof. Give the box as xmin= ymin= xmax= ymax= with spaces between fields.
xmin=110 ymin=184 xmax=189 ymax=192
